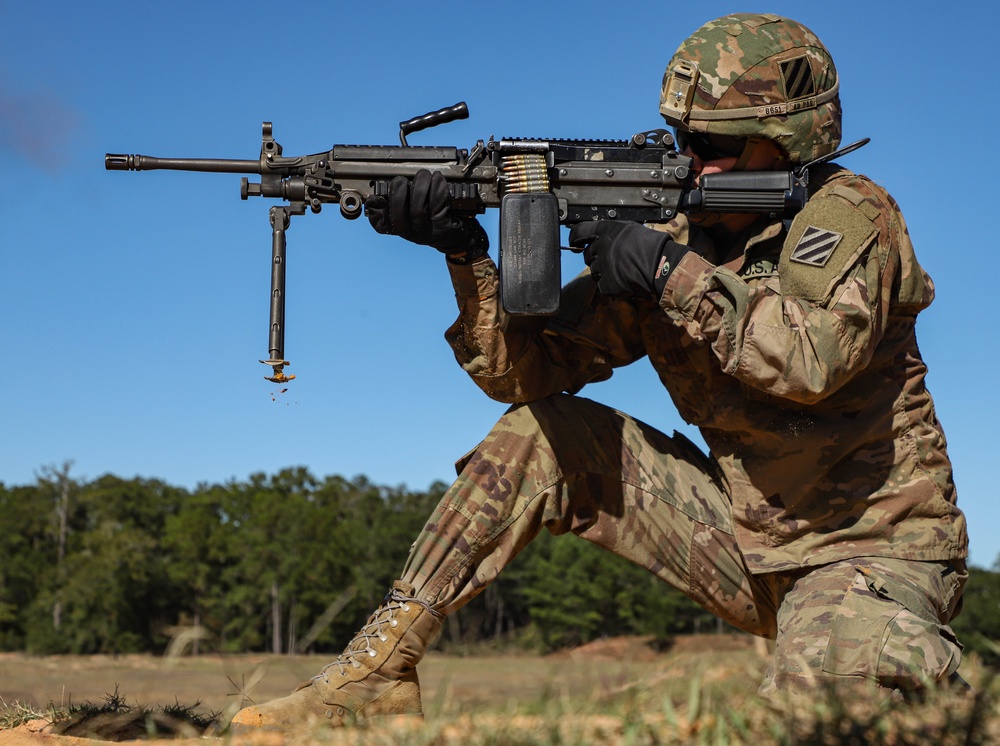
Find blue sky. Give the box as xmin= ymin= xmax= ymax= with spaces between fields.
xmin=5 ymin=1 xmax=999 ymax=568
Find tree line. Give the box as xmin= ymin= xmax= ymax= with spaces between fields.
xmin=1 ymin=463 xmax=998 ymax=665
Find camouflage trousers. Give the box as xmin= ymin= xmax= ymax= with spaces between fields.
xmin=400 ymin=394 xmax=966 ymax=696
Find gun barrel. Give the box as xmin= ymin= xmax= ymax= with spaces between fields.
xmin=105 ymin=153 xmax=261 ymax=174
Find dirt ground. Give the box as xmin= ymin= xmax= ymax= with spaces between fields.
xmin=0 ymin=635 xmax=764 ymax=744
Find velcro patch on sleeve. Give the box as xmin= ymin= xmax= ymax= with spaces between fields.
xmin=779 ymin=196 xmax=877 ymax=302
xmin=789 ymin=226 xmax=843 ymax=267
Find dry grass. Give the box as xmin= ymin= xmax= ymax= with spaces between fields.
xmin=1 ymin=636 xmax=997 ymax=744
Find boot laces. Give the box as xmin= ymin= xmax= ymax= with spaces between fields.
xmin=314 ymin=586 xmax=426 ymax=682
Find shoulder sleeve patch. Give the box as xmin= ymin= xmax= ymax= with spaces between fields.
xmin=779 ymin=196 xmax=877 ymax=302
xmin=788 ymin=226 xmax=843 ymax=267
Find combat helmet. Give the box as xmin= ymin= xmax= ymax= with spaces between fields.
xmin=660 ymin=14 xmax=841 ymax=163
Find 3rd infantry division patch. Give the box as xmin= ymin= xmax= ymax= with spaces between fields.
xmin=789 ymin=225 xmax=843 ymax=267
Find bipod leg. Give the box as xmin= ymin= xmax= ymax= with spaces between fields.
xmin=261 ymin=204 xmax=303 ymax=383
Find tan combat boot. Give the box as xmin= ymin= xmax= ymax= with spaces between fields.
xmin=229 ymin=580 xmax=442 ymax=731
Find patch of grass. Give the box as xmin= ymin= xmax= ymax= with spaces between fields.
xmin=230 ymin=664 xmax=999 ymax=746
xmin=54 ymin=686 xmax=219 ymax=740
xmin=1 ymin=646 xmax=997 ymax=743
xmin=772 ymin=680 xmax=998 ymax=746
xmin=0 ymin=697 xmax=55 ymax=730
xmin=1 ymin=686 xmax=219 ymax=741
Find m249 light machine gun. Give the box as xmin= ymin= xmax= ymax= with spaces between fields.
xmin=106 ymin=102 xmax=863 ymax=383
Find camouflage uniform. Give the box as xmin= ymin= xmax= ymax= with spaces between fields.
xmin=400 ymin=158 xmax=968 ymax=695
xmin=232 ymin=17 xmax=970 ymax=728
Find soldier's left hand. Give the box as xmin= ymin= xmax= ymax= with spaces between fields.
xmin=568 ymin=221 xmax=691 ymax=299
xmin=365 ymin=170 xmax=488 ymax=262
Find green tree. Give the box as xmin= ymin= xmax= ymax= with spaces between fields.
xmin=0 ymin=482 xmax=53 ymax=649
xmin=2 ymin=466 xmax=753 ymax=656
xmin=305 ymin=476 xmax=443 ymax=650
xmin=510 ymin=531 xmax=715 ymax=651
xmin=25 ymin=475 xmax=184 ymax=654
xmin=207 ymin=467 xmax=367 ymax=654
xmin=161 ymin=483 xmax=235 ymax=653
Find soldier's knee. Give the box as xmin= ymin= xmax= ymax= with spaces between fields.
xmin=767 ymin=562 xmax=965 ymax=698
xmin=823 ymin=568 xmax=963 ymax=691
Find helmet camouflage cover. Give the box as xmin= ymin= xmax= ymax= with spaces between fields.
xmin=660 ymin=13 xmax=841 ymax=163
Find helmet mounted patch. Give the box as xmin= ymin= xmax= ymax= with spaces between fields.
xmin=779 ymin=56 xmax=817 ymax=101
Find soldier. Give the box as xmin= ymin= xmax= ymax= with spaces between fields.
xmin=232 ymin=13 xmax=968 ymax=730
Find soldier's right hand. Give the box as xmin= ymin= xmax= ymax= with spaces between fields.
xmin=365 ymin=170 xmax=488 ymax=263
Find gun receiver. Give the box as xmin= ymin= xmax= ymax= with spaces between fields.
xmin=106 ymin=102 xmax=840 ymax=382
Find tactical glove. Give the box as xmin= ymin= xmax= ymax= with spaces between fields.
xmin=365 ymin=170 xmax=489 ymax=264
xmin=568 ymin=221 xmax=691 ymax=299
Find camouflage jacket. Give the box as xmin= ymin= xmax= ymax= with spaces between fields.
xmin=443 ymin=165 xmax=968 ymax=573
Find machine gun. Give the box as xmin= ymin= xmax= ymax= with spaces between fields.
xmin=106 ymin=102 xmax=862 ymax=383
